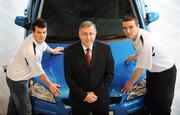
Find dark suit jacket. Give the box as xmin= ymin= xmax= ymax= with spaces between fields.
xmin=64 ymin=40 xmax=114 ymax=108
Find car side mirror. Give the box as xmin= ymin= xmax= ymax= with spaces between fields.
xmin=146 ymin=12 xmax=159 ymax=24
xmin=15 ymin=16 xmax=30 ymax=30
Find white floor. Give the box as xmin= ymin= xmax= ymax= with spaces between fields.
xmin=146 ymin=0 xmax=180 ymax=115
xmin=0 ymin=0 xmax=180 ymax=115
xmin=0 ymin=0 xmax=27 ymax=114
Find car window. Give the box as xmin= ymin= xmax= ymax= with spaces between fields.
xmin=41 ymin=0 xmax=133 ymax=42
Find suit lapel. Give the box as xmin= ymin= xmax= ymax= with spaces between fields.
xmin=90 ymin=41 xmax=98 ymax=70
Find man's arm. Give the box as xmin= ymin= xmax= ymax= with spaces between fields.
xmin=39 ymin=73 xmax=60 ymax=96
xmin=126 ymin=54 xmax=137 ymax=64
xmin=46 ymin=45 xmax=64 ymax=55
xmin=24 ymin=43 xmax=61 ymax=96
xmin=121 ymin=67 xmax=144 ymax=93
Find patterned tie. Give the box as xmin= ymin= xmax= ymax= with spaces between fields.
xmin=86 ymin=48 xmax=91 ymax=66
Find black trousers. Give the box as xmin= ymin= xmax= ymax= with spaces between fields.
xmin=146 ymin=65 xmax=177 ymax=115
xmin=71 ymin=100 xmax=109 ymax=115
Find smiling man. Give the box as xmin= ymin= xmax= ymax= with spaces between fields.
xmin=6 ymin=18 xmax=64 ymax=115
xmin=121 ymin=14 xmax=177 ymax=115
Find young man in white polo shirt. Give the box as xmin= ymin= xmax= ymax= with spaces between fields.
xmin=6 ymin=18 xmax=64 ymax=115
xmin=121 ymin=15 xmax=176 ymax=115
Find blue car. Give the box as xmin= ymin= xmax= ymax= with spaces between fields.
xmin=15 ymin=0 xmax=159 ymax=115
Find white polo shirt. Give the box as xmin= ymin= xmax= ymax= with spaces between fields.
xmin=7 ymin=34 xmax=53 ymax=81
xmin=133 ymin=29 xmax=174 ymax=72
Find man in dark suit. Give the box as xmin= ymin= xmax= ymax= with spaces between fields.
xmin=64 ymin=20 xmax=114 ymax=115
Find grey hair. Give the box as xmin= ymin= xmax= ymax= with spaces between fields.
xmin=79 ymin=20 xmax=97 ymax=32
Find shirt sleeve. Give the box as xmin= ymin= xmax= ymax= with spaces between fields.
xmin=23 ymin=43 xmax=45 ymax=76
xmin=45 ymin=43 xmax=54 ymax=53
xmin=136 ymin=37 xmax=152 ymax=70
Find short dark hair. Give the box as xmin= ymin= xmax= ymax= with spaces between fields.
xmin=32 ymin=18 xmax=47 ymax=32
xmin=122 ymin=14 xmax=138 ymax=25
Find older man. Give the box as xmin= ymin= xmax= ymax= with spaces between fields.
xmin=64 ymin=21 xmax=114 ymax=115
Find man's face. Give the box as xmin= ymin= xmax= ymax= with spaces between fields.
xmin=122 ymin=20 xmax=139 ymax=41
xmin=79 ymin=26 xmax=97 ymax=48
xmin=33 ymin=26 xmax=47 ymax=44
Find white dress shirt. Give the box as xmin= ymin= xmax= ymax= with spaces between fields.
xmin=134 ymin=29 xmax=174 ymax=72
xmin=81 ymin=43 xmax=93 ymax=58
